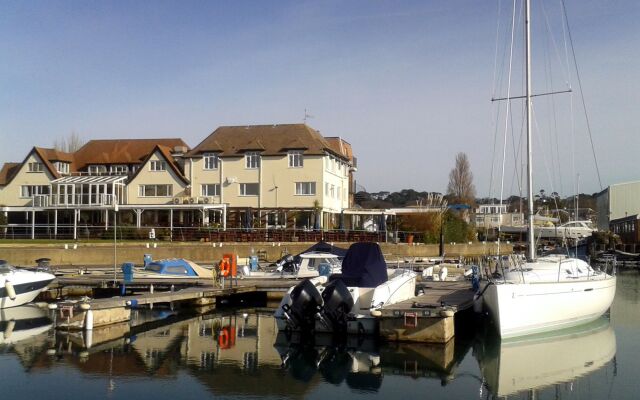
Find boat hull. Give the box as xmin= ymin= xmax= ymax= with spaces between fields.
xmin=483 ymin=276 xmax=616 ymax=338
xmin=1 ymin=271 xmax=55 ymax=309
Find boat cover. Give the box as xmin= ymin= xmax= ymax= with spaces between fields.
xmin=338 ymin=242 xmax=388 ymax=287
xmin=296 ymin=241 xmax=347 ymax=258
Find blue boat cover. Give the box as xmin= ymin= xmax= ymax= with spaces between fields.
xmin=339 ymin=242 xmax=388 ymax=287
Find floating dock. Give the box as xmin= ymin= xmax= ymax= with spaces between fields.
xmin=50 ymin=277 xmax=477 ymax=343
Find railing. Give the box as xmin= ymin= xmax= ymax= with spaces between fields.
xmin=0 ymin=224 xmax=418 ymax=243
xmin=30 ymin=193 xmax=120 ymax=208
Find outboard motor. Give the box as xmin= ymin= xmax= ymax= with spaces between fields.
xmin=319 ymin=279 xmax=354 ymax=332
xmin=283 ymin=279 xmax=323 ymax=331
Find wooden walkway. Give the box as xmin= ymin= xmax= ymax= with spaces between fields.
xmin=379 ymin=281 xmax=477 ymax=317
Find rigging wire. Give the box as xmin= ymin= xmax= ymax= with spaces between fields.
xmin=560 ymin=0 xmax=603 ymax=191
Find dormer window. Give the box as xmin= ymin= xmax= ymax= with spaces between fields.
xmin=110 ymin=165 xmax=128 ymax=174
xmin=150 ymin=160 xmax=167 ymax=171
xmin=288 ymin=151 xmax=303 ymax=168
xmin=54 ymin=162 xmax=70 ymax=175
xmin=245 ymin=152 xmax=260 ymax=169
xmin=88 ymin=165 xmax=107 ymax=175
xmin=28 ymin=162 xmax=44 ymax=172
xmin=203 ymin=153 xmax=219 ymax=170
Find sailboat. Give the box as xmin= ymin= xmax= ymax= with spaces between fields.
xmin=480 ymin=0 xmax=616 ymax=338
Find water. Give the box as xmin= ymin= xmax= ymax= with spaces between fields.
xmin=1 ymin=271 xmax=638 ymax=400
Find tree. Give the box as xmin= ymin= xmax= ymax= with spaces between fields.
xmin=446 ymin=152 xmax=476 ymax=206
xmin=53 ymin=131 xmax=85 ymax=153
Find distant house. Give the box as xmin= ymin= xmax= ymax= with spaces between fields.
xmin=595 ymin=181 xmax=640 ymax=232
xmin=474 ymin=204 xmax=524 ymax=229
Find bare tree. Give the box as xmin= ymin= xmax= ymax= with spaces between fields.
xmin=446 ymin=152 xmax=476 ymax=205
xmin=53 ymin=131 xmax=85 ymax=152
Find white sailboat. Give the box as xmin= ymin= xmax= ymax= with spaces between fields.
xmin=481 ymin=0 xmax=616 ymax=338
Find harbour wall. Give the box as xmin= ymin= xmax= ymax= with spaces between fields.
xmin=0 ymin=241 xmax=511 ymax=267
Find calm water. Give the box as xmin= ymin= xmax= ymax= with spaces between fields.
xmin=1 ymin=271 xmax=638 ymax=400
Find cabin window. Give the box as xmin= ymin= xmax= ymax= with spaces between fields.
xmin=203 ymin=153 xmax=219 ymax=170
xmin=166 ymin=266 xmax=188 ymax=274
xmin=288 ymin=151 xmax=303 ymax=168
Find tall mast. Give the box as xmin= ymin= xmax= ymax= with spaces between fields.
xmin=525 ymin=0 xmax=535 ymax=261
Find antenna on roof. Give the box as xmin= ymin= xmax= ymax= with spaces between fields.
xmin=303 ymin=108 xmax=314 ymax=123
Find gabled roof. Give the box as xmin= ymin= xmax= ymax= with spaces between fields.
xmin=73 ymin=138 xmax=189 ymax=170
xmin=186 ymin=124 xmax=349 ymax=160
xmin=0 ymin=163 xmax=20 ymax=185
xmin=128 ymin=145 xmax=189 ymax=185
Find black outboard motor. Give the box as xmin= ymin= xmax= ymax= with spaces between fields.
xmin=283 ymin=279 xmax=323 ymax=331
xmin=319 ymin=279 xmax=354 ymax=332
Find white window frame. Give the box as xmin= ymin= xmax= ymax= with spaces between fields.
xmin=295 ymin=182 xmax=316 ymax=196
xmin=239 ymin=183 xmax=259 ymax=196
xmin=110 ymin=165 xmax=128 ymax=174
xmin=28 ymin=162 xmax=44 ymax=172
xmin=245 ymin=152 xmax=260 ymax=169
xmin=54 ymin=162 xmax=70 ymax=174
xmin=150 ymin=160 xmax=167 ymax=171
xmin=201 ymin=184 xmax=220 ymax=196
xmin=203 ymin=153 xmax=219 ymax=170
xmin=138 ymin=184 xmax=173 ymax=197
xmin=88 ymin=165 xmax=107 ymax=175
xmin=20 ymin=185 xmax=50 ymax=198
xmin=288 ymin=151 xmax=303 ymax=168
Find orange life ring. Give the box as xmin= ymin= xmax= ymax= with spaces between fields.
xmin=219 ymin=258 xmax=231 ymax=277
xmin=218 ymin=327 xmax=229 ymax=347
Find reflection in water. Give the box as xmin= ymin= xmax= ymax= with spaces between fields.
xmin=474 ymin=317 xmax=617 ymax=398
xmin=0 ymin=274 xmax=634 ymax=400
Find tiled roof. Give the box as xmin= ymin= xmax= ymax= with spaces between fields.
xmin=325 ymin=137 xmax=354 ymax=162
xmin=187 ymin=124 xmax=349 ymax=160
xmin=128 ymin=145 xmax=189 ymax=185
xmin=0 ymin=163 xmax=20 ymax=185
xmin=73 ymin=138 xmax=189 ymax=169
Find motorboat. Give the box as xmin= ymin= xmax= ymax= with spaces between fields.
xmin=241 ymin=251 xmax=342 ymax=279
xmin=275 ymin=242 xmax=416 ymax=335
xmin=133 ymin=258 xmax=213 ymax=278
xmin=1 ymin=260 xmax=56 ymax=309
xmin=1 ymin=304 xmax=53 ymax=345
xmin=501 ymin=220 xmax=596 ymax=240
xmin=478 ymin=0 xmax=616 ymax=338
xmin=475 ymin=317 xmax=616 ymax=397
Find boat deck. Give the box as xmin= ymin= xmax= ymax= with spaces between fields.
xmin=379 ymin=281 xmax=477 ymax=317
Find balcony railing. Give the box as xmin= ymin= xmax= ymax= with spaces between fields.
xmin=31 ymin=193 xmax=120 ymax=208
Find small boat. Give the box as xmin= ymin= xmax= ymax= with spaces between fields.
xmin=1 ymin=304 xmax=53 ymax=345
xmin=134 ymin=258 xmax=213 ymax=278
xmin=1 ymin=260 xmax=56 ymax=309
xmin=275 ymin=242 xmax=416 ymax=335
xmin=241 ymin=251 xmax=342 ymax=279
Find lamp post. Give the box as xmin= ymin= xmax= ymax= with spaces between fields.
xmin=113 ymin=200 xmax=119 ymax=285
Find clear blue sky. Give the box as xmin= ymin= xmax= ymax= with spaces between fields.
xmin=1 ymin=0 xmax=638 ymax=197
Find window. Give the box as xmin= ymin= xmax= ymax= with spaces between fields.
xmin=295 ymin=182 xmax=316 ymax=195
xmin=288 ymin=151 xmax=303 ymax=168
xmin=21 ymin=185 xmax=50 ymax=198
xmin=330 ymin=184 xmax=335 ymax=198
xmin=239 ymin=183 xmax=259 ymax=196
xmin=110 ymin=165 xmax=128 ymax=174
xmin=150 ymin=160 xmax=167 ymax=171
xmin=201 ymin=184 xmax=220 ymax=196
xmin=54 ymin=162 xmax=70 ymax=174
xmin=245 ymin=152 xmax=260 ymax=169
xmin=325 ymin=183 xmax=330 ymax=196
xmin=203 ymin=153 xmax=219 ymax=170
xmin=139 ymin=185 xmax=173 ymax=197
xmin=88 ymin=165 xmax=107 ymax=174
xmin=28 ymin=162 xmax=44 ymax=172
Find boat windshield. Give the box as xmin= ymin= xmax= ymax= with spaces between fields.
xmin=144 ymin=264 xmax=163 ymax=273
xmin=0 ymin=263 xmax=16 ymax=273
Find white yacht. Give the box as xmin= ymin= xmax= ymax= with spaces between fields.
xmin=241 ymin=252 xmax=342 ymax=279
xmin=1 ymin=261 xmax=55 ymax=309
xmin=480 ymin=0 xmax=616 ymax=338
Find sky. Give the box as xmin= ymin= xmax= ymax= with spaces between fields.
xmin=1 ymin=0 xmax=638 ymax=198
